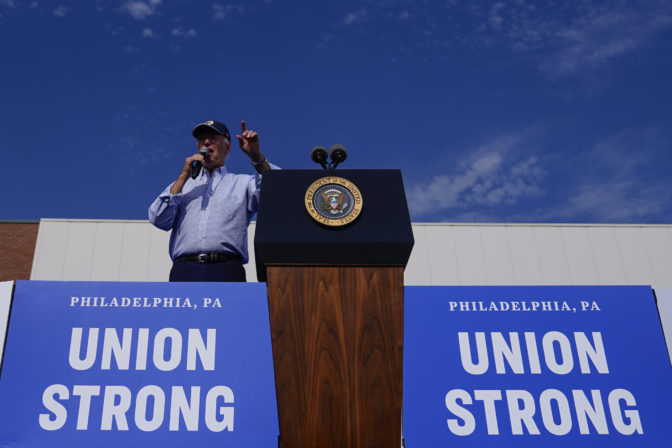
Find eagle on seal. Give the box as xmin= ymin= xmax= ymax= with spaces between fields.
xmin=322 ymin=191 xmax=345 ymax=211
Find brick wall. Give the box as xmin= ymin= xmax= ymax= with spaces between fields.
xmin=0 ymin=222 xmax=39 ymax=281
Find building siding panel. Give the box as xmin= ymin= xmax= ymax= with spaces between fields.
xmin=119 ymin=222 xmax=152 ymax=281
xmin=507 ymin=226 xmax=543 ymax=285
xmin=560 ymin=227 xmax=600 ymax=285
xmin=90 ymin=222 xmax=124 ymax=281
xmin=425 ymin=225 xmax=460 ymax=285
xmin=27 ymin=220 xmax=672 ymax=289
xmin=61 ymin=222 xmax=97 ymax=281
xmin=452 ymin=226 xmax=486 ymax=285
xmin=480 ymin=226 xmax=515 ymax=285
xmin=588 ymin=227 xmax=628 ymax=284
xmin=147 ymin=226 xmax=171 ymax=282
xmin=405 ymin=225 xmax=430 ymax=285
xmin=614 ymin=227 xmax=656 ymax=286
xmin=31 ymin=221 xmax=69 ymax=280
xmin=534 ymin=226 xmax=572 ymax=285
xmin=641 ymin=227 xmax=672 ymax=287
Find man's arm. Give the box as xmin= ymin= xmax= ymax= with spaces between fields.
xmin=148 ymin=185 xmax=180 ymax=231
xmin=236 ymin=120 xmax=272 ymax=173
xmin=170 ymin=153 xmax=205 ymax=194
xmin=148 ymin=153 xmax=204 ymax=230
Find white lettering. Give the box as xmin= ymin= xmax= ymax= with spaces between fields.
xmin=575 ymin=332 xmax=609 ymax=374
xmin=539 ymin=389 xmax=572 ymax=435
xmin=153 ymin=328 xmax=182 ymax=371
xmin=445 ymin=389 xmax=475 ymax=436
xmin=39 ymin=384 xmax=69 ymax=430
xmin=135 ymin=385 xmax=165 ymax=432
xmin=506 ymin=390 xmax=540 ymax=435
xmin=474 ymin=390 xmax=502 ymax=435
xmin=69 ymin=328 xmax=98 ymax=370
xmin=205 ymin=386 xmax=235 ymax=432
xmin=187 ymin=329 xmax=216 ymax=371
xmin=573 ymin=389 xmax=609 ymax=434
xmin=169 ymin=386 xmax=200 ymax=431
xmin=492 ymin=332 xmax=524 ymax=374
xmin=609 ymin=389 xmax=643 ymax=435
xmin=101 ymin=328 xmax=132 ymax=370
xmin=458 ymin=332 xmax=489 ymax=375
xmin=73 ymin=385 xmax=101 ymax=430
xmin=136 ymin=328 xmax=149 ymax=370
xmin=542 ymin=332 xmax=573 ymax=375
xmin=101 ymin=386 xmax=131 ymax=430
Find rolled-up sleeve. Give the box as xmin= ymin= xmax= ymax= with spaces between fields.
xmin=148 ymin=184 xmax=182 ymax=231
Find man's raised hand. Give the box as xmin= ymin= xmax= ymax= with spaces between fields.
xmin=236 ymin=120 xmax=261 ymax=160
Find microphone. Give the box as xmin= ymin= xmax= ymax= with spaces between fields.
xmin=191 ymin=146 xmax=211 ymax=179
xmin=310 ymin=146 xmax=328 ymax=170
xmin=329 ymin=144 xmax=347 ymax=169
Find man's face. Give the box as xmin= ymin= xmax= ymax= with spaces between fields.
xmin=196 ymin=132 xmax=230 ymax=170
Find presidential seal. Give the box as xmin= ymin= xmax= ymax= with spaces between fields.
xmin=305 ymin=176 xmax=363 ymax=226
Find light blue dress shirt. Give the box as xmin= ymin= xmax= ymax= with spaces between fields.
xmin=148 ymin=164 xmax=277 ymax=263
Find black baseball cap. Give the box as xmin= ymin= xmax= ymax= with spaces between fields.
xmin=192 ymin=120 xmax=231 ymax=140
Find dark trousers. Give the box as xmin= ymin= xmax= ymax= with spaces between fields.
xmin=169 ymin=259 xmax=247 ymax=282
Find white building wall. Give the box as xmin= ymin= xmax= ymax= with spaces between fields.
xmin=406 ymin=223 xmax=672 ymax=288
xmin=31 ymin=220 xmax=172 ymax=282
xmin=31 ymin=219 xmax=672 ymax=289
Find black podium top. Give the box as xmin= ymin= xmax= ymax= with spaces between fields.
xmin=254 ymin=169 xmax=414 ymax=281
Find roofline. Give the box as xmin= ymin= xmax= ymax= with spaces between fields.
xmin=0 ymin=220 xmax=40 ymax=224
xmin=411 ymin=222 xmax=672 ymax=228
xmin=36 ymin=218 xmax=672 ymax=228
xmin=39 ymin=218 xmax=149 ymax=224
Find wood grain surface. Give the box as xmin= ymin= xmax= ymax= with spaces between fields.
xmin=266 ymin=266 xmax=404 ymax=448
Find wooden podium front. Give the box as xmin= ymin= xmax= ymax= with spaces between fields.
xmin=255 ymin=170 xmax=414 ymax=448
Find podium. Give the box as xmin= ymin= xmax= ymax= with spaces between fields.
xmin=255 ymin=170 xmax=414 ymax=447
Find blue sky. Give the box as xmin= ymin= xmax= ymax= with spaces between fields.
xmin=1 ymin=0 xmax=671 ymax=223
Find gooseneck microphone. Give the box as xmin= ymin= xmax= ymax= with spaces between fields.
xmin=310 ymin=146 xmax=328 ymax=170
xmin=191 ymin=147 xmax=211 ymax=179
xmin=329 ymin=144 xmax=347 ymax=169
xmin=309 ymin=144 xmax=348 ymax=170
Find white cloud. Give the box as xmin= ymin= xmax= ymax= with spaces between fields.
xmin=213 ymin=3 xmax=244 ymax=20
xmin=536 ymin=127 xmax=672 ymax=222
xmin=462 ymin=0 xmax=672 ymax=78
xmin=539 ymin=7 xmax=672 ymax=78
xmin=53 ymin=5 xmax=69 ymax=17
xmin=171 ymin=27 xmax=196 ymax=38
xmin=489 ymin=2 xmax=505 ymax=29
xmin=121 ymin=0 xmax=161 ymax=20
xmin=318 ymin=1 xmax=672 ymax=78
xmin=343 ymin=9 xmax=367 ymax=26
xmin=317 ymin=33 xmax=333 ymax=52
xmin=541 ymin=179 xmax=670 ymax=223
xmin=141 ymin=27 xmax=154 ymax=38
xmin=407 ymin=135 xmax=545 ymax=218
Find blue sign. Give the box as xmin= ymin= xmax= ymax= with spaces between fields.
xmin=403 ymin=285 xmax=672 ymax=446
xmin=0 ymin=281 xmax=278 ymax=447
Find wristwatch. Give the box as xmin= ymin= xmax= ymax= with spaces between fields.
xmin=251 ymin=155 xmax=267 ymax=167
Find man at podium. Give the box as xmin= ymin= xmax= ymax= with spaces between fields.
xmin=148 ymin=120 xmax=278 ymax=282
